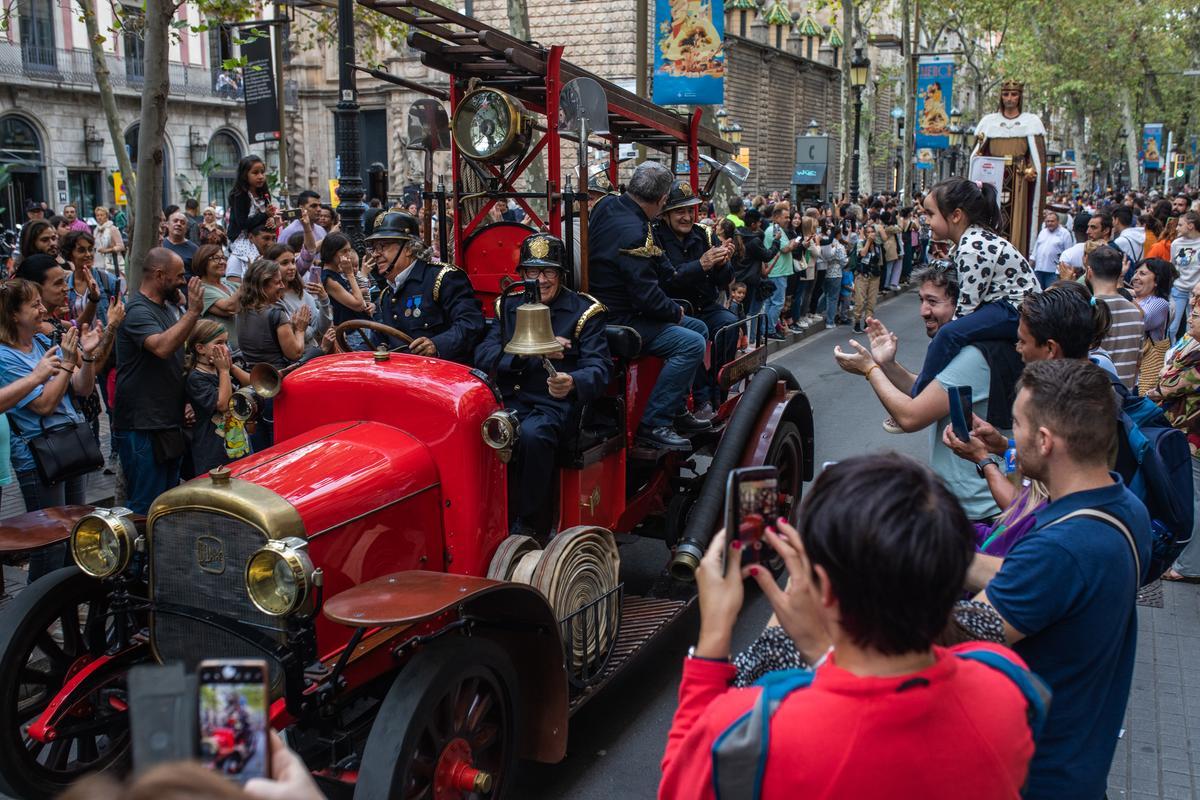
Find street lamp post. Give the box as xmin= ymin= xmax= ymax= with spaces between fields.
xmin=947 ymin=107 xmax=962 ymax=177
xmin=849 ymin=47 xmax=870 ymax=204
xmin=334 ymin=0 xmax=367 ymax=251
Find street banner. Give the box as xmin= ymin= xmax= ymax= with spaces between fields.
xmin=652 ymin=0 xmax=725 ymax=105
xmin=328 ymin=179 xmax=340 ymax=208
xmin=1143 ymin=123 xmax=1164 ymax=171
xmin=241 ymin=30 xmax=280 ymax=144
xmin=915 ymin=58 xmax=954 ymax=150
xmin=969 ymin=156 xmax=1005 ymax=208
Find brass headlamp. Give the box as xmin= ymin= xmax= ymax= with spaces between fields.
xmin=71 ymin=507 xmax=137 ymax=578
xmin=245 ymin=537 xmax=319 ymax=617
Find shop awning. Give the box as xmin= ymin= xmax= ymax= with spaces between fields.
xmin=792 ymin=163 xmax=827 ymax=185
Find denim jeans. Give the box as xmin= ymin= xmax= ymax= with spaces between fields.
xmin=18 ymin=469 xmax=85 ymax=582
xmin=114 ymin=430 xmax=182 ymax=515
xmin=911 ymin=301 xmax=1020 ymax=396
xmin=1035 ymin=271 xmax=1057 ymax=291
xmin=1170 ymin=285 xmax=1193 ymax=343
xmin=819 ymin=274 xmax=843 ymax=326
xmin=641 ymin=316 xmax=707 ymax=428
xmin=249 ymin=397 xmax=275 ymax=453
xmin=746 ymin=291 xmax=765 ymax=340
xmin=693 ymin=305 xmax=739 ymax=407
xmin=763 ymin=276 xmax=788 ymax=332
xmin=791 ymin=279 xmax=814 ymax=324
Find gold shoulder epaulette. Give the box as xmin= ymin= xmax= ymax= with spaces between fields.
xmin=698 ymin=222 xmax=715 ymax=247
xmin=619 ymin=226 xmax=663 ymax=259
xmin=431 ymin=261 xmax=460 ymax=302
xmin=573 ymin=293 xmax=607 ymax=339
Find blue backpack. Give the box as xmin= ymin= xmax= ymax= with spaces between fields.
xmin=710 ymin=648 xmax=1051 ymax=800
xmin=1110 ymin=376 xmax=1194 ymax=583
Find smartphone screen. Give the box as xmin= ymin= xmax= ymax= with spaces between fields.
xmin=725 ymin=467 xmax=779 ymax=569
xmin=947 ymin=384 xmax=973 ymax=443
xmin=198 ymin=660 xmax=270 ymax=785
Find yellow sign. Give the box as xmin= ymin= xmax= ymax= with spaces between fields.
xmin=328 ymin=179 xmax=340 ymax=209
xmin=113 ymin=171 xmax=127 ymax=205
xmin=735 ymin=147 xmax=750 ymax=170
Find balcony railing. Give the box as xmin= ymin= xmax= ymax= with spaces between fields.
xmin=0 ymin=40 xmax=235 ymax=100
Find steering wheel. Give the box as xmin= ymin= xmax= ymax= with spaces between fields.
xmin=334 ymin=320 xmax=415 ymax=354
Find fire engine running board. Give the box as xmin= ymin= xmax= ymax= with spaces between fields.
xmin=567 ymin=593 xmax=692 ymax=713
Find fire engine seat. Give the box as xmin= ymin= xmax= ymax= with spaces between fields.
xmin=555 ymin=324 xmax=640 ymax=468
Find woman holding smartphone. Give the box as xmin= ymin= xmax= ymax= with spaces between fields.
xmin=268 ymin=243 xmax=330 ymax=354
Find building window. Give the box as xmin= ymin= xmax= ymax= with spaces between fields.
xmin=209 ymin=25 xmax=241 ymax=98
xmin=18 ymin=0 xmax=57 ymax=73
xmin=0 ymin=116 xmax=46 ymax=230
xmin=206 ymin=131 xmax=242 ymax=207
xmin=124 ymin=124 xmax=172 ymax=207
xmin=123 ymin=6 xmax=145 ymax=84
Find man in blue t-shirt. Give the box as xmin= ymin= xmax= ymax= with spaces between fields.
xmin=976 ymin=359 xmax=1151 ymax=800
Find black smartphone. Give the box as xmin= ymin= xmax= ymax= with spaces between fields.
xmin=947 ymin=384 xmax=973 ymax=443
xmin=198 ymin=659 xmax=271 ymax=785
xmin=724 ymin=466 xmax=779 ymax=569
xmin=128 ymin=662 xmax=197 ymax=774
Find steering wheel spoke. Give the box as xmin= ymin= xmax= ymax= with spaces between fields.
xmin=333 ymin=320 xmax=415 ymax=353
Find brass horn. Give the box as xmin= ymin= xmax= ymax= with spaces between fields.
xmin=249 ymin=362 xmax=282 ymax=399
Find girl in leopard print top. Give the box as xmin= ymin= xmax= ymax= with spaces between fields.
xmin=910 ymin=178 xmax=1041 ymax=395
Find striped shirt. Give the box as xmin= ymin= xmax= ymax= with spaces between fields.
xmin=1098 ymin=294 xmax=1145 ymax=389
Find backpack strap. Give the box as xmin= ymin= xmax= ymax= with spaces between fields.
xmin=1041 ymin=508 xmax=1141 ymax=588
xmin=954 ymin=648 xmax=1052 ymax=740
xmin=711 ymin=668 xmax=814 ymax=800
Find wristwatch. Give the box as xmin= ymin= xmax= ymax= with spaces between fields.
xmin=687 ymin=646 xmax=729 ymax=663
xmin=975 ymin=454 xmax=1004 ymax=478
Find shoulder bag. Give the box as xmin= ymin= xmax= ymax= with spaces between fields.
xmin=14 ymin=415 xmax=104 ymax=486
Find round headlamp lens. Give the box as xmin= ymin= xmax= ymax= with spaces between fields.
xmin=71 ymin=514 xmax=130 ymax=578
xmin=481 ymin=411 xmax=516 ymax=450
xmin=246 ymin=547 xmax=300 ymax=616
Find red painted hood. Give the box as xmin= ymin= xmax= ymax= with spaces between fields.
xmin=225 ymin=421 xmax=439 ymax=539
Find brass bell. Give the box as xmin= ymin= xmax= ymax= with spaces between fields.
xmin=504 ymin=300 xmax=563 ymax=357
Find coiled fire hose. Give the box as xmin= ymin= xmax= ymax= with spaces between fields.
xmin=487 ymin=526 xmax=620 ymax=671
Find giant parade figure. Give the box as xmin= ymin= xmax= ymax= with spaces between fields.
xmin=970 ymin=80 xmax=1047 ymax=257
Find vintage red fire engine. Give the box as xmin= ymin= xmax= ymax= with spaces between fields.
xmin=0 ymin=4 xmax=814 ymax=798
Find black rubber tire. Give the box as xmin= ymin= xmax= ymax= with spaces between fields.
xmin=354 ymin=637 xmax=520 ymax=800
xmin=763 ymin=421 xmax=805 ymax=578
xmin=0 ymin=567 xmax=132 ymax=799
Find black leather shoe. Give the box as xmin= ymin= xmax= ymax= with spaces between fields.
xmin=637 ymin=425 xmax=692 ymax=451
xmin=767 ymin=332 xmax=786 ymax=341
xmin=674 ymin=411 xmax=713 ymax=434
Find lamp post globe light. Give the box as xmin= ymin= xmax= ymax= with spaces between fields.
xmin=948 ymin=123 xmax=962 ymax=175
xmin=729 ymin=122 xmax=743 ymax=146
xmin=849 ymin=46 xmax=870 ymax=204
xmin=807 ymin=119 xmax=820 ymax=138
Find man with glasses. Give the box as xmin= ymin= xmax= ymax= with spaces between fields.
xmin=475 ymin=233 xmax=610 ymax=538
xmin=833 ymin=264 xmax=1023 ymax=523
xmin=366 ymin=211 xmax=483 ymax=363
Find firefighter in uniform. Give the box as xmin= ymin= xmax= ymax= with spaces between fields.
xmin=655 ymin=180 xmax=737 ymax=410
xmin=588 ymin=161 xmax=711 ymax=451
xmin=364 ymin=211 xmax=485 ymax=364
xmin=474 ymin=233 xmax=611 ymax=538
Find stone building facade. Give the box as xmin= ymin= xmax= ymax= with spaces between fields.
xmin=286 ymin=0 xmax=899 ymax=202
xmin=0 ymin=0 xmax=251 ymax=229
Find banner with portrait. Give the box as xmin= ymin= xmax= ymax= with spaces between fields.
xmin=652 ymin=0 xmax=725 ymax=105
xmin=1143 ymin=123 xmax=1164 ymax=171
xmin=915 ymin=58 xmax=954 ymax=150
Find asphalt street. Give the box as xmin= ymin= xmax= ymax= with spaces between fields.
xmin=514 ymin=291 xmax=928 ymax=799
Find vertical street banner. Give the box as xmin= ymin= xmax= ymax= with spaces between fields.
xmin=1142 ymin=123 xmax=1164 ymax=171
xmin=241 ymin=29 xmax=280 ymax=144
xmin=915 ymin=58 xmax=954 ymax=150
xmin=652 ymin=0 xmax=725 ymax=105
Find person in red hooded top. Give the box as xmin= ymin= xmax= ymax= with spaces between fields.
xmin=660 ymin=453 xmax=1044 ymax=800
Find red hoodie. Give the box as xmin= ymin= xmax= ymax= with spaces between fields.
xmin=660 ymin=643 xmax=1034 ymax=800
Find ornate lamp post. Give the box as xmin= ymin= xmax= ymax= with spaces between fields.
xmin=947 ymin=107 xmax=962 ymax=176
xmin=334 ymin=0 xmax=367 ymax=250
xmin=849 ymin=46 xmax=870 ymax=204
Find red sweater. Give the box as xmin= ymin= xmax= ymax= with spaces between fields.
xmin=660 ymin=644 xmax=1034 ymax=800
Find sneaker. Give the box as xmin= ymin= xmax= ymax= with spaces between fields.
xmin=853 ymin=321 xmax=863 ymax=333
xmin=882 ymin=416 xmax=903 ymax=434
xmin=637 ymin=424 xmax=692 ymax=451
xmin=767 ymin=332 xmax=786 ymax=341
xmin=788 ymin=323 xmax=805 ymax=333
xmin=673 ymin=412 xmax=713 ymax=434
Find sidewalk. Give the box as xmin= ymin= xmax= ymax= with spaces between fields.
xmin=1109 ymin=579 xmax=1200 ymax=799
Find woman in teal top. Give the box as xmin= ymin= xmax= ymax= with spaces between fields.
xmin=762 ymin=204 xmax=799 ymax=340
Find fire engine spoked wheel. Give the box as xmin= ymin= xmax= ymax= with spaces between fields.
xmin=0 ymin=567 xmax=133 ymax=799
xmin=354 ymin=637 xmax=518 ymax=800
xmin=333 ymin=319 xmax=415 ymax=354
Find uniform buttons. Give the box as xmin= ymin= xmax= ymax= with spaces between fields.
xmin=513 ymin=385 xmax=520 ymax=391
